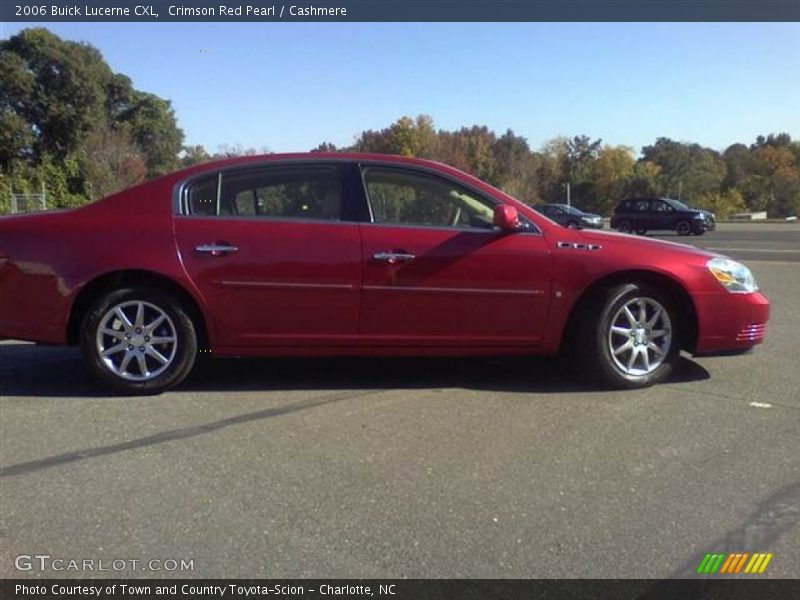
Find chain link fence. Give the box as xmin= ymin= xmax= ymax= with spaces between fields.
xmin=9 ymin=193 xmax=47 ymax=214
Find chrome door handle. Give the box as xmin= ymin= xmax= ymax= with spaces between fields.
xmin=373 ymin=251 xmax=416 ymax=264
xmin=195 ymin=243 xmax=239 ymax=256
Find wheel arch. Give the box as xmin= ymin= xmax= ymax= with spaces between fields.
xmin=67 ymin=270 xmax=210 ymax=350
xmin=561 ymin=269 xmax=699 ymax=354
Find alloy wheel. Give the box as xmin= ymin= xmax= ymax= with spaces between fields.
xmin=95 ymin=300 xmax=178 ymax=381
xmin=607 ymin=297 xmax=672 ymax=377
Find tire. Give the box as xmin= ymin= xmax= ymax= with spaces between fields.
xmin=578 ymin=283 xmax=679 ymax=389
xmin=80 ymin=286 xmax=198 ymax=395
xmin=635 ymin=228 xmax=647 ymax=235
xmin=566 ymin=220 xmax=580 ymax=229
xmin=617 ymin=220 xmax=632 ymax=234
xmin=676 ymin=220 xmax=692 ymax=236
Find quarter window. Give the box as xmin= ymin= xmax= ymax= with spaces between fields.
xmin=186 ymin=175 xmax=218 ymax=216
xmin=362 ymin=168 xmax=496 ymax=229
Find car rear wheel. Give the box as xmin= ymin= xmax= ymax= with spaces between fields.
xmin=80 ymin=287 xmax=198 ymax=395
xmin=580 ymin=283 xmax=679 ymax=389
xmin=635 ymin=228 xmax=647 ymax=235
xmin=616 ymin=220 xmax=632 ymax=233
xmin=676 ymin=220 xmax=692 ymax=236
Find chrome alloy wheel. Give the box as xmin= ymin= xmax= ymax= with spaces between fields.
xmin=95 ymin=301 xmax=178 ymax=381
xmin=607 ymin=297 xmax=672 ymax=377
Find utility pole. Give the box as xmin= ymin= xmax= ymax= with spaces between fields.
xmin=566 ymin=182 xmax=571 ymax=207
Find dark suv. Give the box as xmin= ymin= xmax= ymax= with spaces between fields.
xmin=611 ymin=197 xmax=716 ymax=236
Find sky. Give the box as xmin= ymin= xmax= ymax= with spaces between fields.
xmin=1 ymin=22 xmax=798 ymax=156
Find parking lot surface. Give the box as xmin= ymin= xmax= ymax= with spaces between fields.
xmin=1 ymin=223 xmax=798 ymax=579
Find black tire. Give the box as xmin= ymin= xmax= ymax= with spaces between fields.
xmin=635 ymin=228 xmax=647 ymax=235
xmin=566 ymin=220 xmax=580 ymax=230
xmin=617 ymin=220 xmax=632 ymax=234
xmin=676 ymin=220 xmax=692 ymax=236
xmin=577 ymin=283 xmax=679 ymax=389
xmin=80 ymin=286 xmax=198 ymax=395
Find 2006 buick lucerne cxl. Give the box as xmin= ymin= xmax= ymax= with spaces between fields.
xmin=0 ymin=153 xmax=769 ymax=394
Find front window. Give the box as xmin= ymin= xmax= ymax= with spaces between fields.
xmin=362 ymin=167 xmax=496 ymax=229
xmin=653 ymin=201 xmax=673 ymax=212
xmin=667 ymin=198 xmax=689 ymax=210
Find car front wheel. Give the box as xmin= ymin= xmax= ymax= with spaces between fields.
xmin=80 ymin=287 xmax=198 ymax=394
xmin=676 ymin=220 xmax=692 ymax=236
xmin=616 ymin=220 xmax=632 ymax=233
xmin=581 ymin=283 xmax=679 ymax=389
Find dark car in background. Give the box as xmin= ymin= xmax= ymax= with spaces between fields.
xmin=611 ymin=197 xmax=716 ymax=236
xmin=533 ymin=203 xmax=604 ymax=229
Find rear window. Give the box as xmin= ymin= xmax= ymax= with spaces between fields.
xmin=183 ymin=166 xmax=343 ymax=220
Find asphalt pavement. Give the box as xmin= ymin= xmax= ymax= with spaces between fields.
xmin=1 ymin=223 xmax=798 ymax=579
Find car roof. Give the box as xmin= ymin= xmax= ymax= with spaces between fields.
xmin=172 ymin=152 xmax=452 ymax=178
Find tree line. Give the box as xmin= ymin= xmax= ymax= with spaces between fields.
xmin=2 ymin=29 xmax=798 ymax=218
xmin=310 ymin=116 xmax=800 ymax=218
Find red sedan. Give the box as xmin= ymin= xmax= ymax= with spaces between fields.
xmin=0 ymin=153 xmax=769 ymax=394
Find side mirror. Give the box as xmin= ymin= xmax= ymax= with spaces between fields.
xmin=493 ymin=205 xmax=520 ymax=231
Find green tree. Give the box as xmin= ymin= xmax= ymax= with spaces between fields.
xmin=641 ymin=138 xmax=726 ymax=202
xmin=589 ymin=145 xmax=636 ymax=215
xmin=180 ymin=144 xmax=212 ymax=167
xmin=0 ymin=27 xmax=184 ymax=210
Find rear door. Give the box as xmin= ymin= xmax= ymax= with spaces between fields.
xmin=173 ymin=163 xmax=362 ymax=348
xmin=356 ymin=165 xmax=552 ymax=346
xmin=632 ymin=198 xmax=653 ymax=229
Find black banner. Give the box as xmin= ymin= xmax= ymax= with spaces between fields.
xmin=2 ymin=0 xmax=800 ymax=23
xmin=2 ymin=580 xmax=800 ymax=600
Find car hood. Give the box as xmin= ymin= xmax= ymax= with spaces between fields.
xmin=574 ymin=228 xmax=719 ymax=260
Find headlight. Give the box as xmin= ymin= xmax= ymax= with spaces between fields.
xmin=693 ymin=213 xmax=705 ymax=220
xmin=707 ymin=257 xmax=758 ymax=293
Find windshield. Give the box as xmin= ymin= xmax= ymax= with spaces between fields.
xmin=666 ymin=198 xmax=689 ymax=210
xmin=554 ymin=204 xmax=583 ymax=215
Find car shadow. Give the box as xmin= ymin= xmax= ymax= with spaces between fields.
xmin=0 ymin=341 xmax=710 ymax=398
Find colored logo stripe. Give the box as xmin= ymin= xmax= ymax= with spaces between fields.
xmin=697 ymin=553 xmax=725 ymax=574
xmin=697 ymin=552 xmax=773 ymax=574
xmin=744 ymin=553 xmax=774 ymax=573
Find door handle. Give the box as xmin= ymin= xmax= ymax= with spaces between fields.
xmin=195 ymin=243 xmax=239 ymax=256
xmin=373 ymin=251 xmax=416 ymax=265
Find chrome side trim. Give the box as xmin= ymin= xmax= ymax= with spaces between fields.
xmin=363 ymin=285 xmax=544 ymax=296
xmin=218 ymin=281 xmax=356 ymax=291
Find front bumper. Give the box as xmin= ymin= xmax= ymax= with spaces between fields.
xmin=581 ymin=220 xmax=604 ymax=229
xmin=693 ymin=290 xmax=769 ymax=355
xmin=697 ymin=217 xmax=716 ymax=232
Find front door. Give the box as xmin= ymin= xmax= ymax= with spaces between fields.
xmin=173 ymin=163 xmax=361 ymax=348
xmin=357 ymin=166 xmax=552 ymax=347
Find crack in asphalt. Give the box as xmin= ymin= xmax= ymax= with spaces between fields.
xmin=0 ymin=389 xmax=382 ymax=478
